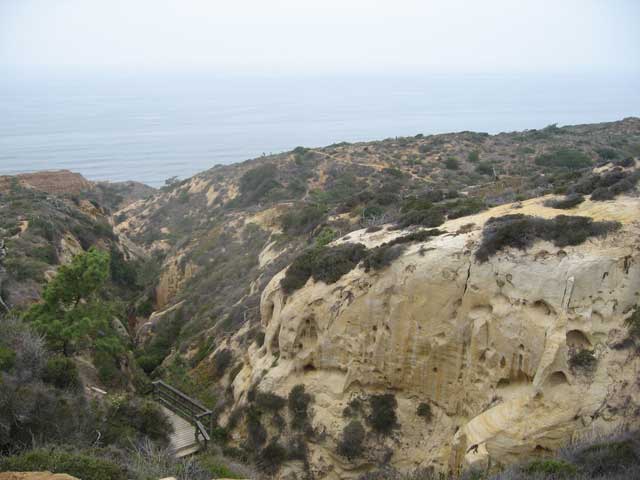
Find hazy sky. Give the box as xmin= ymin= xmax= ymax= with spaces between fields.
xmin=1 ymin=0 xmax=639 ymax=75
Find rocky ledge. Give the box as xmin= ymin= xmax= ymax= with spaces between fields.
xmin=218 ymin=193 xmax=640 ymax=479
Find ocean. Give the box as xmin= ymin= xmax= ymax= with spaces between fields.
xmin=1 ymin=71 xmax=638 ymax=187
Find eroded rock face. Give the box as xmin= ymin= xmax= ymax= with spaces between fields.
xmin=224 ymin=196 xmax=640 ymax=479
xmin=0 ymin=473 xmax=80 ymax=480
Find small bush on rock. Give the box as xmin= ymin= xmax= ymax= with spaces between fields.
xmin=544 ymin=193 xmax=585 ymax=210
xmin=569 ymin=349 xmax=597 ymax=371
xmin=281 ymin=243 xmax=367 ymax=294
xmin=475 ymin=214 xmax=620 ymax=262
xmin=288 ymin=384 xmax=312 ymax=430
xmin=368 ymin=394 xmax=398 ymax=435
xmin=287 ymin=434 xmax=308 ymax=461
xmin=337 ymin=420 xmax=366 ymax=460
xmin=213 ymin=348 xmax=233 ymax=379
xmin=257 ymin=440 xmax=287 ymax=475
xmin=417 ymin=402 xmax=432 ymax=422
xmin=255 ymin=391 xmax=286 ymax=412
xmin=396 ymin=206 xmax=445 ymax=229
xmin=363 ymin=244 xmax=406 ymax=272
xmin=245 ymin=405 xmax=267 ymax=449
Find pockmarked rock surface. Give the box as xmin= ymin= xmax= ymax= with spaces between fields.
xmin=222 ymin=195 xmax=640 ymax=478
xmin=0 ymin=473 xmax=80 ymax=480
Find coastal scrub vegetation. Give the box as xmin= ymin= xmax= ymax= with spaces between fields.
xmin=337 ymin=420 xmax=366 ymax=460
xmin=281 ymin=243 xmax=368 ymax=294
xmin=5 ymin=121 xmax=638 ymax=478
xmin=282 ymin=228 xmax=444 ymax=293
xmin=534 ymin=148 xmax=593 ymax=170
xmin=475 ymin=214 xmax=620 ymax=262
xmin=543 ymin=193 xmax=585 ymax=209
xmin=367 ymin=393 xmax=399 ymax=435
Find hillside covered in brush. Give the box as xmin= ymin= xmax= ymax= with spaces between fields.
xmin=115 ymin=118 xmax=640 ymax=356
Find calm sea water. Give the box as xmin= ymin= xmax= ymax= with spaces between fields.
xmin=1 ymin=72 xmax=638 ymax=187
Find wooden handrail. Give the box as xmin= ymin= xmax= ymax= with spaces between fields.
xmin=195 ymin=420 xmax=210 ymax=443
xmin=152 ymin=380 xmax=211 ymax=414
xmin=152 ymin=380 xmax=213 ymax=450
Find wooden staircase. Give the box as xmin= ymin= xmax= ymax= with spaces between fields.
xmin=152 ymin=380 xmax=213 ymax=458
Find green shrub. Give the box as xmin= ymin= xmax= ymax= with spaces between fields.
xmin=416 ymin=402 xmax=432 ymax=422
xmin=196 ymin=451 xmax=243 ymax=478
xmin=396 ymin=206 xmax=445 ymax=229
xmin=287 ymin=434 xmax=308 ymax=461
xmin=233 ymin=164 xmax=282 ymax=206
xmin=136 ymin=310 xmax=183 ymax=374
xmin=254 ymin=331 xmax=265 ymax=347
xmin=544 ymin=194 xmax=585 ymax=210
xmin=572 ymin=439 xmax=638 ymax=476
xmin=522 ymin=459 xmax=577 ymax=478
xmin=94 ymin=350 xmax=126 ymax=388
xmin=367 ymin=394 xmax=398 ymax=435
xmin=591 ymin=187 xmax=617 ymax=201
xmin=0 ymin=345 xmax=16 ymax=371
xmin=467 ymin=150 xmax=480 ymax=163
xmin=596 ymin=147 xmax=620 ymax=160
xmin=390 ymin=229 xmax=443 ymax=245
xmin=383 ymin=167 xmax=404 ymax=177
xmin=109 ymin=246 xmax=138 ymax=288
xmin=587 ymin=170 xmax=640 ymax=201
xmin=315 ymin=227 xmax=337 ymax=247
xmin=0 ymin=448 xmax=126 ymax=480
xmin=281 ymin=243 xmax=367 ymax=294
xmin=535 ymin=149 xmax=592 ymax=170
xmin=288 ymin=384 xmax=312 ymax=430
xmin=257 ymin=440 xmax=287 ymax=474
xmin=281 ymin=203 xmax=327 ymax=236
xmin=255 ymin=391 xmax=286 ymax=412
xmin=616 ymin=157 xmax=635 ymax=168
xmin=245 ymin=405 xmax=267 ymax=449
xmin=337 ymin=420 xmax=366 ymax=460
xmin=475 ymin=214 xmax=620 ymax=262
xmin=42 ymin=355 xmax=81 ymax=390
xmin=363 ymin=244 xmax=406 ymax=272
xmin=97 ymin=394 xmax=173 ymax=448
xmin=569 ymin=349 xmax=597 ymax=371
xmin=475 ymin=162 xmax=493 ymax=176
xmin=343 ymin=397 xmax=364 ymax=418
xmin=30 ymin=244 xmax=57 ymax=264
xmin=444 ymin=157 xmax=460 ymax=170
xmin=4 ymin=256 xmax=47 ymax=282
xmin=213 ymin=348 xmax=233 ymax=379
xmin=446 ymin=198 xmax=485 ymax=219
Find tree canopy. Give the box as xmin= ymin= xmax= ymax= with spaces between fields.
xmin=25 ymin=247 xmax=123 ymax=357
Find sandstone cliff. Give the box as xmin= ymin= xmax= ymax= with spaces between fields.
xmin=222 ymin=194 xmax=640 ymax=478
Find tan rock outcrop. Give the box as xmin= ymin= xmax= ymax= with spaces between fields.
xmin=226 ymin=195 xmax=640 ymax=478
xmin=0 ymin=473 xmax=80 ymax=480
xmin=156 ymin=255 xmax=197 ymax=309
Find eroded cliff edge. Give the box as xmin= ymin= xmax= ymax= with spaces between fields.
xmin=220 ymin=194 xmax=640 ymax=478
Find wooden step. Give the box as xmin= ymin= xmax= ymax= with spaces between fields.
xmin=159 ymin=405 xmax=200 ymax=458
